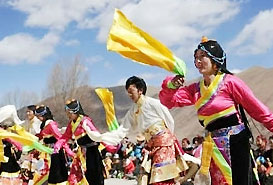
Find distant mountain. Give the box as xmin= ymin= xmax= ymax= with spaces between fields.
xmin=19 ymin=67 xmax=273 ymax=144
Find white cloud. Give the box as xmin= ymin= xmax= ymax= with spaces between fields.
xmin=64 ymin=39 xmax=80 ymax=46
xmin=90 ymin=0 xmax=240 ymax=49
xmin=15 ymin=0 xmax=238 ymax=47
xmin=228 ymin=9 xmax=273 ymax=55
xmin=8 ymin=0 xmax=109 ymax=31
xmin=4 ymin=0 xmax=241 ymax=64
xmin=0 ymin=32 xmax=59 ymax=64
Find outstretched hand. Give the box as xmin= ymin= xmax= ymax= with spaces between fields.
xmin=171 ymin=75 xmax=184 ymax=88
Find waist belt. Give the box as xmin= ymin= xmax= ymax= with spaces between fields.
xmin=144 ymin=121 xmax=167 ymax=141
xmin=210 ymin=124 xmax=245 ymax=138
xmin=204 ymin=113 xmax=240 ymax=132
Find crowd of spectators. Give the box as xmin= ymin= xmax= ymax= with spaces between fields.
xmin=253 ymin=135 xmax=273 ymax=185
xmin=102 ymin=133 xmax=273 ymax=185
xmin=102 ymin=134 xmax=145 ymax=180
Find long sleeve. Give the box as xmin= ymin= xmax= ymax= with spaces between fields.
xmin=47 ymin=121 xmax=62 ymax=139
xmin=228 ymin=75 xmax=273 ymax=132
xmin=82 ymin=121 xmax=129 ymax=146
xmin=54 ymin=123 xmax=73 ymax=152
xmin=159 ymin=76 xmax=199 ymax=109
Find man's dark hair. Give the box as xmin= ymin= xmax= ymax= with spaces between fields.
xmin=125 ymin=76 xmax=147 ymax=95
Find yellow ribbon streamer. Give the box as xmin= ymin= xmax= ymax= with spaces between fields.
xmin=8 ymin=124 xmax=38 ymax=141
xmin=95 ymin=88 xmax=119 ymax=131
xmin=107 ymin=9 xmax=186 ymax=76
xmin=200 ymin=134 xmax=214 ymax=175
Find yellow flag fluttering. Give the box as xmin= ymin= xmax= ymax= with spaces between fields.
xmin=107 ymin=9 xmax=186 ymax=76
xmin=95 ymin=88 xmax=119 ymax=131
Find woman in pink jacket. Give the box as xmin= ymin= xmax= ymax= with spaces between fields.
xmin=35 ymin=105 xmax=71 ymax=184
xmin=159 ymin=37 xmax=273 ymax=185
xmin=54 ymin=99 xmax=105 ymax=185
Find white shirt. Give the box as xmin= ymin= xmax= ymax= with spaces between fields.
xmin=82 ymin=95 xmax=174 ymax=145
xmin=122 ymin=95 xmax=174 ymax=134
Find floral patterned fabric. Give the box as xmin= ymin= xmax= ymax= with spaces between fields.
xmin=147 ymin=128 xmax=184 ymax=184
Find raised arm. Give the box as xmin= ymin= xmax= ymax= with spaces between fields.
xmin=159 ymin=76 xmax=199 ymax=109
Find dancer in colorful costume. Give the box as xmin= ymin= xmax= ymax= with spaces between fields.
xmin=0 ymin=105 xmax=53 ymax=185
xmin=25 ymin=105 xmax=41 ymax=135
xmin=81 ymin=76 xmax=198 ymax=185
xmin=0 ymin=107 xmax=23 ymax=185
xmin=159 ymin=37 xmax=273 ymax=185
xmin=54 ymin=99 xmax=105 ymax=185
xmin=34 ymin=105 xmax=71 ymax=185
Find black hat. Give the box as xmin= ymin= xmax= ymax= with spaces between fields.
xmin=196 ymin=36 xmax=231 ymax=74
xmin=35 ymin=105 xmax=54 ymax=121
xmin=65 ymin=99 xmax=85 ymax=115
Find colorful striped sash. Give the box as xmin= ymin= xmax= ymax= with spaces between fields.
xmin=195 ymin=72 xmax=237 ymax=127
xmin=198 ymin=106 xmax=237 ymax=127
xmin=71 ymin=115 xmax=83 ymax=134
xmin=195 ymin=72 xmax=225 ymax=111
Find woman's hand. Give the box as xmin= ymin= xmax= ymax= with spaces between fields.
xmin=171 ymin=75 xmax=185 ymax=88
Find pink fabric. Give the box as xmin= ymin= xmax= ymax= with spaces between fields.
xmin=210 ymin=159 xmax=229 ymax=185
xmin=41 ymin=120 xmax=73 ymax=155
xmin=147 ymin=129 xmax=177 ymax=184
xmin=55 ymin=116 xmax=99 ymax=151
xmin=193 ymin=145 xmax=202 ymax=158
xmin=5 ymin=138 xmax=22 ymax=151
xmin=103 ymin=143 xmax=118 ymax=153
xmin=124 ymin=160 xmax=135 ymax=174
xmin=40 ymin=121 xmax=62 ymax=139
xmin=159 ymin=74 xmax=273 ymax=132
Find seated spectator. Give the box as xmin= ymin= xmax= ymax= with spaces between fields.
xmin=110 ymin=154 xmax=123 ymax=178
xmin=123 ymin=158 xmax=136 ymax=179
xmin=192 ymin=135 xmax=204 ymax=158
xmin=254 ymin=135 xmax=267 ymax=158
xmin=132 ymin=134 xmax=145 ymax=160
xmin=116 ymin=137 xmax=129 ymax=160
xmin=265 ymin=135 xmax=273 ymax=163
xmin=254 ymin=135 xmax=268 ymax=184
xmin=181 ymin=138 xmax=193 ymax=155
xmin=263 ymin=135 xmax=273 ymax=185
xmin=103 ymin=152 xmax=113 ymax=179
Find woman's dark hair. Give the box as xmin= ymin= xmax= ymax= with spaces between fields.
xmin=27 ymin=105 xmax=36 ymax=112
xmin=195 ymin=37 xmax=232 ymax=74
xmin=65 ymin=99 xmax=86 ymax=115
xmin=125 ymin=76 xmax=147 ymax=95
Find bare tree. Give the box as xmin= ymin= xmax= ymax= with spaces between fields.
xmin=0 ymin=89 xmax=40 ymax=109
xmin=45 ymin=56 xmax=90 ymax=126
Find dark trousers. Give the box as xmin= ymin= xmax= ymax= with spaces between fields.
xmin=230 ymin=129 xmax=252 ymax=185
xmin=48 ymin=149 xmax=68 ymax=183
xmin=85 ymin=146 xmax=104 ymax=185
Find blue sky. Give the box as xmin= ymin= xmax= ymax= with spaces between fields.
xmin=1 ymin=0 xmax=273 ymax=102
